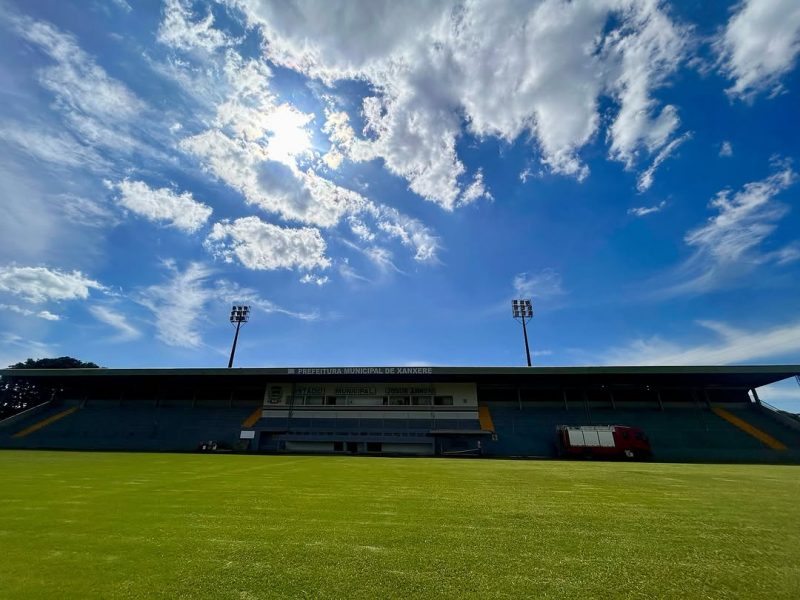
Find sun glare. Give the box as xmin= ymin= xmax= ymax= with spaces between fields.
xmin=264 ymin=104 xmax=314 ymax=166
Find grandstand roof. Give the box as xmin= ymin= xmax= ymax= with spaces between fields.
xmin=0 ymin=365 xmax=798 ymax=388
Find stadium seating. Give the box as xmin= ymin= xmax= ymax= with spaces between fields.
xmin=4 ymin=395 xmax=798 ymax=462
xmin=481 ymin=401 xmax=800 ymax=462
xmin=0 ymin=398 xmax=257 ymax=451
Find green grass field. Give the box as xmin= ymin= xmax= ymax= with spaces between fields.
xmin=1 ymin=451 xmax=798 ymax=599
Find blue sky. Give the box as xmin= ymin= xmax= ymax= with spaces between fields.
xmin=0 ymin=0 xmax=799 ymax=406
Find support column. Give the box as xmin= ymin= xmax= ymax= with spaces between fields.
xmin=562 ymin=389 xmax=568 ymax=411
xmin=582 ymin=389 xmax=591 ymax=422
xmin=522 ymin=315 xmax=532 ymax=367
xmin=656 ymin=389 xmax=663 ymax=411
xmin=750 ymin=387 xmax=761 ymax=406
xmin=609 ymin=389 xmax=616 ymax=410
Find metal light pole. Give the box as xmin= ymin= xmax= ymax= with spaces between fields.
xmin=512 ymin=299 xmax=534 ymax=367
xmin=227 ymin=305 xmax=250 ymax=368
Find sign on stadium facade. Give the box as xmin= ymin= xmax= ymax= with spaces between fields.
xmin=290 ymin=367 xmax=434 ymax=375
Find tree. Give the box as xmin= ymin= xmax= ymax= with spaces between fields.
xmin=7 ymin=357 xmax=99 ymax=370
xmin=0 ymin=357 xmax=100 ymax=420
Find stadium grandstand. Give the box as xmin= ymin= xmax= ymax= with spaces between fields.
xmin=1 ymin=364 xmax=799 ymax=463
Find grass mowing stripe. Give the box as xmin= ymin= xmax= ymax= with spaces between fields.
xmin=0 ymin=451 xmax=798 ymax=599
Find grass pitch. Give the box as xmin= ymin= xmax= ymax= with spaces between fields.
xmin=0 ymin=451 xmax=798 ymax=599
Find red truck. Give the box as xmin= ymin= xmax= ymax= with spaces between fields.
xmin=557 ymin=425 xmax=651 ymax=459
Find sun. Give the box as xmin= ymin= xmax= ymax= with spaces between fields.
xmin=264 ymin=103 xmax=314 ymax=167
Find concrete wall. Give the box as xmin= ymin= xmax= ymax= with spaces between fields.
xmin=285 ymin=441 xmax=334 ymax=453
xmin=382 ymin=443 xmax=434 ymax=455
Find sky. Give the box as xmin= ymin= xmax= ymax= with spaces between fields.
xmin=0 ymin=0 xmax=799 ymax=408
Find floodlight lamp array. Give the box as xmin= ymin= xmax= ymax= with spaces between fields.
xmin=511 ymin=299 xmax=533 ymax=319
xmin=230 ymin=304 xmax=251 ymax=323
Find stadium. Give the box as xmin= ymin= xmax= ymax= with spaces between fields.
xmin=2 ymin=362 xmax=800 ymax=598
xmin=2 ymin=364 xmax=799 ymax=462
xmin=3 ymin=0 xmax=800 ymax=595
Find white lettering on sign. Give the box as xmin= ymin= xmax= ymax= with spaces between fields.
xmin=385 ymin=386 xmax=434 ymax=395
xmin=293 ymin=367 xmax=434 ymax=375
xmin=295 ymin=386 xmax=324 ymax=395
xmin=334 ymin=386 xmax=377 ymax=396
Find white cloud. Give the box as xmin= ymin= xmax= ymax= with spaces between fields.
xmin=0 ymin=304 xmax=60 ymax=321
xmin=0 ymin=125 xmax=109 ymax=171
xmin=137 ymin=261 xmax=215 ymax=348
xmin=322 ymin=109 xmax=355 ymax=149
xmin=337 ymin=258 xmax=369 ymax=283
xmin=513 ymin=269 xmax=565 ymax=299
xmin=238 ymin=0 xmax=690 ymax=203
xmin=178 ymin=53 xmax=367 ymax=228
xmin=605 ymin=3 xmax=688 ymax=170
xmin=716 ymin=0 xmax=800 ymax=100
xmin=215 ymin=279 xmax=319 ymax=320
xmin=111 ymin=0 xmax=132 ymax=13
xmin=136 ymin=262 xmax=320 ymax=348
xmin=320 ymin=108 xmax=356 ymax=170
xmin=373 ymin=206 xmax=439 ymax=263
xmin=54 ymin=194 xmax=119 ymax=229
xmin=12 ymin=16 xmax=149 ymax=157
xmin=0 ymin=164 xmax=78 ymax=265
xmin=321 ymin=148 xmax=344 ymax=170
xmin=605 ymin=319 xmax=800 ymax=366
xmin=459 ymin=170 xmax=493 ymax=206
xmin=182 ymin=129 xmax=359 ymax=227
xmin=171 ymin=40 xmax=442 ymax=265
xmin=88 ymin=305 xmax=141 ymax=341
xmin=362 ymin=245 xmax=402 ymax=274
xmin=772 ymin=243 xmax=800 ymax=265
xmin=720 ymin=141 xmax=733 ymax=157
xmin=628 ymin=200 xmax=666 ymax=217
xmin=347 ymin=217 xmax=375 ymax=242
xmin=158 ymin=0 xmax=232 ymax=52
xmin=636 ymin=132 xmax=691 ymax=192
xmin=299 ymin=273 xmax=329 ymax=286
xmin=0 ymin=333 xmax=57 ymax=368
xmin=339 ymin=239 xmax=403 ymax=277
xmin=355 ymin=92 xmax=465 ymax=210
xmin=0 ymin=265 xmax=105 ymax=303
xmin=111 ymin=179 xmax=212 ymax=233
xmin=690 ymin=165 xmax=795 ymax=260
xmin=666 ymin=162 xmax=797 ymax=294
xmin=205 ymin=217 xmax=331 ymax=271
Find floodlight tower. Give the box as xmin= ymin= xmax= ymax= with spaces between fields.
xmin=227 ymin=305 xmax=250 ymax=368
xmin=512 ymin=299 xmax=534 ymax=367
